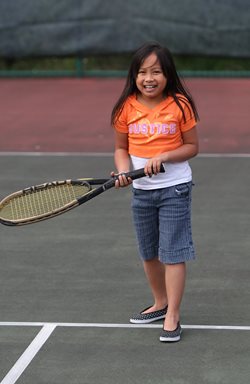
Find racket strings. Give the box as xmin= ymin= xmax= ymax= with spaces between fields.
xmin=1 ymin=183 xmax=90 ymax=220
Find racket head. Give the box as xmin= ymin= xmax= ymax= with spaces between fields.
xmin=0 ymin=180 xmax=92 ymax=226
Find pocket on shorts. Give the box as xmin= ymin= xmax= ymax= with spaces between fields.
xmin=174 ymin=182 xmax=192 ymax=198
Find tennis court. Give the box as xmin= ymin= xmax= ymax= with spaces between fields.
xmin=0 ymin=78 xmax=250 ymax=384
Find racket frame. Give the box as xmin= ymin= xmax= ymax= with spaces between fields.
xmin=0 ymin=180 xmax=87 ymax=226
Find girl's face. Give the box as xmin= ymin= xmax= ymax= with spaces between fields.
xmin=136 ymin=53 xmax=167 ymax=102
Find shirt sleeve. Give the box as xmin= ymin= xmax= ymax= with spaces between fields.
xmin=179 ymin=100 xmax=196 ymax=132
xmin=114 ymin=105 xmax=129 ymax=133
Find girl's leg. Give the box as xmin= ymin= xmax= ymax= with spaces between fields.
xmin=142 ymin=258 xmax=168 ymax=313
xmin=163 ymin=262 xmax=186 ymax=330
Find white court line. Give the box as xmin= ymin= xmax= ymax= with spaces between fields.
xmin=0 ymin=324 xmax=56 ymax=384
xmin=198 ymin=153 xmax=250 ymax=158
xmin=0 ymin=151 xmax=114 ymax=157
xmin=0 ymin=151 xmax=249 ymax=158
xmin=0 ymin=321 xmax=250 ymax=331
xmin=55 ymin=323 xmax=250 ymax=331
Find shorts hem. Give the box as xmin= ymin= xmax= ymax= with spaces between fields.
xmin=139 ymin=247 xmax=158 ymax=261
xmin=159 ymin=248 xmax=195 ymax=264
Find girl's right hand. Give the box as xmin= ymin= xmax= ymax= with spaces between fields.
xmin=110 ymin=171 xmax=132 ymax=189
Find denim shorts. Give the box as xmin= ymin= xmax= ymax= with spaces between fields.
xmin=131 ymin=182 xmax=195 ymax=264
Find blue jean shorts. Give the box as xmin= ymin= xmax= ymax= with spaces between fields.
xmin=131 ymin=182 xmax=195 ymax=264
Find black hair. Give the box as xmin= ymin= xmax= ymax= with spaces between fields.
xmin=111 ymin=41 xmax=199 ymax=126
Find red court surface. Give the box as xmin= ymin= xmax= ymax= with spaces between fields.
xmin=0 ymin=78 xmax=249 ymax=153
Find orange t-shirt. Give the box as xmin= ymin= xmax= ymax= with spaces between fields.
xmin=115 ymin=94 xmax=196 ymax=158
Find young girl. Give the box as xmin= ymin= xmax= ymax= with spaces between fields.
xmin=111 ymin=42 xmax=199 ymax=342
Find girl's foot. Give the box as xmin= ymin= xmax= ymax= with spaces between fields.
xmin=130 ymin=305 xmax=168 ymax=324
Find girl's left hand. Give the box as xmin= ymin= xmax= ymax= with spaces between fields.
xmin=144 ymin=157 xmax=165 ymax=177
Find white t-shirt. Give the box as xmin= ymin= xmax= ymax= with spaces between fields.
xmin=131 ymin=155 xmax=192 ymax=190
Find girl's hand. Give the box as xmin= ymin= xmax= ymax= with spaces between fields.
xmin=110 ymin=171 xmax=132 ymax=189
xmin=144 ymin=157 xmax=165 ymax=177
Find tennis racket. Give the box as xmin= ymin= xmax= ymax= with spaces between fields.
xmin=0 ymin=165 xmax=165 ymax=226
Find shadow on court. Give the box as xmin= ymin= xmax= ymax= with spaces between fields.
xmin=0 ymin=154 xmax=249 ymax=384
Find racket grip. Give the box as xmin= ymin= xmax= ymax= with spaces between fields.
xmin=125 ymin=163 xmax=165 ymax=180
xmin=103 ymin=164 xmax=165 ymax=191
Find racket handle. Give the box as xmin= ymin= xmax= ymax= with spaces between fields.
xmin=125 ymin=163 xmax=165 ymax=181
xmin=103 ymin=163 xmax=165 ymax=191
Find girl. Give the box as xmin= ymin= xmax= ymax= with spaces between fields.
xmin=111 ymin=42 xmax=199 ymax=342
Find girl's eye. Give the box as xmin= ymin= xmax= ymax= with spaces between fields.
xmin=137 ymin=70 xmax=162 ymax=76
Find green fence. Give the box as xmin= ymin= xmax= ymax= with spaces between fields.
xmin=1 ymin=58 xmax=250 ymax=78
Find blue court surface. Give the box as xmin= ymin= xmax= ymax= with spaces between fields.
xmin=0 ymin=153 xmax=250 ymax=384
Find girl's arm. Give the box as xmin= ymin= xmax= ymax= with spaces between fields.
xmin=113 ymin=131 xmax=132 ymax=187
xmin=144 ymin=126 xmax=199 ymax=176
xmin=114 ymin=131 xmax=130 ymax=172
